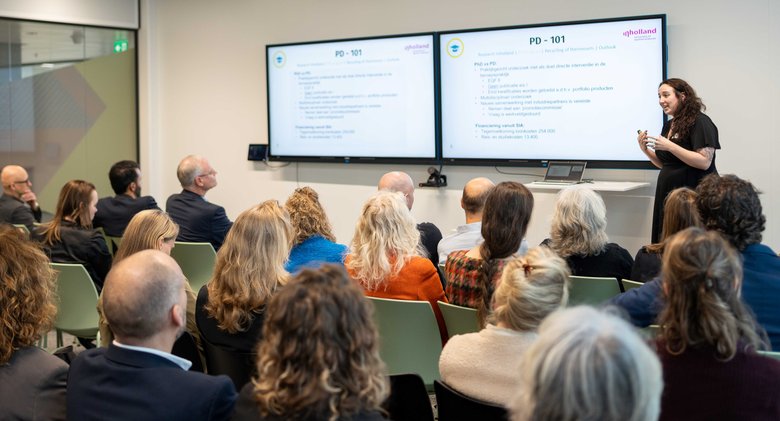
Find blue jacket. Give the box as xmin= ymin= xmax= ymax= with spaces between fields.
xmin=610 ymin=243 xmax=780 ymax=350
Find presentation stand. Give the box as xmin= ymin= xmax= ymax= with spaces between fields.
xmin=525 ymin=181 xmax=649 ymax=192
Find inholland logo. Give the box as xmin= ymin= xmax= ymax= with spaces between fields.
xmin=623 ymin=28 xmax=657 ymax=38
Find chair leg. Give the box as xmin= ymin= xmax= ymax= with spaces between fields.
xmin=56 ymin=330 xmax=63 ymax=348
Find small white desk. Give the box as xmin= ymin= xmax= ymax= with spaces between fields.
xmin=525 ymin=181 xmax=650 ymax=192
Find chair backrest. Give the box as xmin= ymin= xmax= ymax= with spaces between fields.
xmin=171 ymin=331 xmax=204 ymax=372
xmin=170 ymin=242 xmax=217 ymax=293
xmin=758 ymin=351 xmax=780 ymax=361
xmin=50 ymin=263 xmax=100 ymax=338
xmin=201 ymin=336 xmax=255 ymax=390
xmin=434 ymin=380 xmax=508 ymax=421
xmin=438 ymin=301 xmax=480 ymax=338
xmin=438 ymin=263 xmax=448 ymax=286
xmin=568 ymin=275 xmax=622 ymax=306
xmin=621 ymin=279 xmax=643 ymax=291
xmin=12 ymin=223 xmax=30 ymax=234
xmin=106 ymin=235 xmax=122 ymax=255
xmin=94 ymin=226 xmax=113 ymax=257
xmin=383 ymin=373 xmax=435 ymax=421
xmin=368 ymin=297 xmax=443 ymax=387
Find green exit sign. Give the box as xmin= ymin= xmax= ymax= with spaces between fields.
xmin=113 ymin=39 xmax=128 ymax=53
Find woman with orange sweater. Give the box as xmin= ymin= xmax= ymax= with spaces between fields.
xmin=345 ymin=190 xmax=448 ymax=341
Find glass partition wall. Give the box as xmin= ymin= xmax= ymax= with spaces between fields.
xmin=0 ymin=19 xmax=137 ymax=217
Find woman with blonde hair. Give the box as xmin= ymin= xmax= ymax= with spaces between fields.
xmin=232 ymin=265 xmax=389 ymax=421
xmin=439 ymin=246 xmax=569 ymax=406
xmin=33 ymin=179 xmax=111 ymax=289
xmin=345 ymin=191 xmax=447 ymax=340
xmin=542 ymin=186 xmax=633 ymax=282
xmin=631 ymin=187 xmax=701 ymax=282
xmin=98 ymin=209 xmax=200 ymax=350
xmin=656 ymin=227 xmax=780 ymax=420
xmin=284 ymin=186 xmax=347 ymax=273
xmin=196 ymin=200 xmax=292 ymax=353
xmin=0 ymin=225 xmax=67 ymax=420
xmin=445 ymin=181 xmax=533 ymax=326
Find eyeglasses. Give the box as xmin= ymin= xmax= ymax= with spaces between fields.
xmin=12 ymin=179 xmax=31 ymax=186
xmin=197 ymin=170 xmax=217 ymax=178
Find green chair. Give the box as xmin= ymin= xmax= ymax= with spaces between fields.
xmin=368 ymin=297 xmax=443 ymax=387
xmin=642 ymin=324 xmax=661 ymax=339
xmin=621 ymin=279 xmax=643 ymax=291
xmin=12 ymin=223 xmax=30 ymax=234
xmin=568 ymin=276 xmax=622 ymax=307
xmin=170 ymin=242 xmax=217 ymax=293
xmin=106 ymin=235 xmax=123 ymax=255
xmin=758 ymin=351 xmax=780 ymax=361
xmin=438 ymin=301 xmax=480 ymax=338
xmin=50 ymin=263 xmax=100 ymax=347
xmin=94 ymin=227 xmax=113 ymax=258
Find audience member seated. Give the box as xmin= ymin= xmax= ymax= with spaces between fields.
xmin=541 ymin=186 xmax=633 ymax=282
xmin=98 ymin=210 xmax=199 ymax=352
xmin=0 ymin=165 xmax=42 ymax=231
xmin=654 ymin=227 xmax=780 ymax=420
xmin=67 ymin=250 xmax=236 ymax=420
xmin=611 ymin=174 xmax=780 ymax=340
xmin=438 ymin=177 xmax=530 ymax=266
xmin=439 ymin=246 xmax=569 ymax=406
xmin=196 ymin=201 xmax=291 ymax=354
xmin=32 ymin=180 xmax=112 ymax=290
xmin=631 ymin=187 xmax=700 ymax=282
xmin=378 ymin=171 xmax=442 ymax=267
xmin=93 ymin=160 xmax=160 ymax=237
xmin=510 ymin=306 xmax=662 ymax=421
xmin=284 ymin=186 xmax=347 ymax=273
xmin=166 ymin=155 xmax=232 ymax=250
xmin=445 ymin=181 xmax=533 ymax=326
xmin=0 ymin=226 xmax=67 ymax=421
xmin=345 ymin=190 xmax=448 ymax=341
xmin=233 ymin=265 xmax=389 ymax=421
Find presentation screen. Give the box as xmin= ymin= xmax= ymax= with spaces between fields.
xmin=266 ymin=33 xmax=437 ymax=163
xmin=440 ymin=15 xmax=666 ymax=168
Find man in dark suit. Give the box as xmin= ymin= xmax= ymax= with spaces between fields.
xmin=166 ymin=155 xmax=232 ymax=250
xmin=67 ymin=250 xmax=237 ymax=421
xmin=93 ymin=160 xmax=160 ymax=236
xmin=378 ymin=171 xmax=442 ymax=267
xmin=0 ymin=165 xmax=42 ymax=231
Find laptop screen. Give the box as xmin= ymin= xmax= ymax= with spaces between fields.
xmin=544 ymin=161 xmax=587 ymax=182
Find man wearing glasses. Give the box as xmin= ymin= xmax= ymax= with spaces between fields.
xmin=166 ymin=155 xmax=232 ymax=251
xmin=0 ymin=165 xmax=42 ymax=231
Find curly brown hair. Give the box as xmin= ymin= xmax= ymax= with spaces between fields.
xmin=284 ymin=186 xmax=336 ymax=245
xmin=251 ymin=265 xmax=388 ymax=421
xmin=695 ymin=174 xmax=765 ymax=252
xmin=0 ymin=225 xmax=57 ymax=364
xmin=660 ymin=78 xmax=705 ymax=141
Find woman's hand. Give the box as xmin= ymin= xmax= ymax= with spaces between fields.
xmin=651 ymin=134 xmax=674 ymax=152
xmin=637 ymin=130 xmax=649 ymax=151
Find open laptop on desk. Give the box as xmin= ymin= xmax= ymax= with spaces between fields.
xmin=532 ymin=161 xmax=587 ymax=185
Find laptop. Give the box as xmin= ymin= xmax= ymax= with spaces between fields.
xmin=534 ymin=161 xmax=587 ymax=185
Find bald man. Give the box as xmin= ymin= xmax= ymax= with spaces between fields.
xmin=378 ymin=171 xmax=442 ymax=267
xmin=0 ymin=165 xmax=41 ymax=230
xmin=437 ymin=177 xmax=529 ymax=265
xmin=67 ymin=250 xmax=236 ymax=421
xmin=166 ymin=155 xmax=232 ymax=250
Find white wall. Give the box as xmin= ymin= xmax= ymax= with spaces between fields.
xmin=139 ymin=0 xmax=780 ymax=254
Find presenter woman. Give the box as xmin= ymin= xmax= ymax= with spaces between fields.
xmin=638 ymin=78 xmax=720 ymax=243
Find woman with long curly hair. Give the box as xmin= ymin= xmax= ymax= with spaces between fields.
xmin=656 ymin=227 xmax=780 ymax=420
xmin=33 ymin=179 xmax=111 ymax=289
xmin=0 ymin=225 xmax=67 ymax=420
xmin=440 ymin=246 xmax=569 ymax=405
xmin=196 ymin=200 xmax=292 ymax=353
xmin=345 ymin=190 xmax=447 ymax=341
xmin=284 ymin=186 xmax=347 ymax=273
xmin=232 ymin=264 xmax=389 ymax=421
xmin=637 ymin=78 xmax=720 ymax=243
xmin=542 ymin=186 xmax=633 ymax=282
xmin=444 ymin=181 xmax=533 ymax=327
